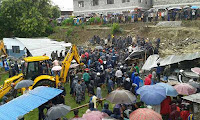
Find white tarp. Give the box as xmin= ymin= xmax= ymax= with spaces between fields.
xmin=182 ymin=93 xmax=200 ymax=104
xmin=142 ymin=52 xmax=200 ymax=70
xmin=16 ymin=38 xmax=71 ymax=58
xmin=142 ymin=54 xmax=159 ymax=70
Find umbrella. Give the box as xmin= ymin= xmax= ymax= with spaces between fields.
xmin=191 ymin=67 xmax=200 ymax=75
xmin=46 ymin=104 xmax=71 ymax=120
xmin=136 ymin=85 xmax=165 ymax=95
xmin=95 ymin=46 xmax=103 ymax=50
xmin=14 ymin=80 xmax=34 ymax=89
xmin=129 ymin=108 xmax=162 ymax=120
xmin=82 ymin=111 xmax=109 ymax=120
xmin=167 ymin=80 xmax=180 ymax=86
xmin=71 ymin=118 xmax=86 ymax=120
xmin=191 ymin=6 xmax=199 ymax=9
xmin=52 ymin=66 xmax=62 ymax=71
xmin=70 ymin=63 xmax=79 ymax=68
xmin=174 ymin=83 xmax=197 ymax=95
xmin=156 ymin=83 xmax=178 ymax=97
xmin=84 ymin=68 xmax=90 ymax=71
xmin=106 ymin=89 xmax=136 ymax=104
xmin=140 ymin=88 xmax=166 ymax=105
xmin=188 ymin=82 xmax=200 ymax=89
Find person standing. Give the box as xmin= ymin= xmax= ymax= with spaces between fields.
xmin=134 ymin=72 xmax=140 ymax=91
xmin=81 ymin=78 xmax=87 ymax=101
xmin=152 ymin=68 xmax=157 ymax=84
xmin=160 ymin=96 xmax=171 ymax=120
xmin=115 ymin=68 xmax=123 ymax=87
xmin=75 ymin=80 xmax=82 ymax=104
xmin=156 ymin=63 xmax=161 ymax=82
xmin=83 ymin=69 xmax=90 ymax=88
xmin=14 ymin=61 xmax=19 ymax=74
xmin=108 ymin=78 xmax=114 ymax=94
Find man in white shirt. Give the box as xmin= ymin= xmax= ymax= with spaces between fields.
xmin=115 ymin=68 xmax=123 ymax=87
xmin=128 ymin=45 xmax=133 ymax=53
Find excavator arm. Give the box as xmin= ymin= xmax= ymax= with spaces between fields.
xmin=0 ymin=41 xmax=8 ymax=57
xmin=59 ymin=45 xmax=83 ymax=83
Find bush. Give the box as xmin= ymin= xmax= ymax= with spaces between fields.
xmin=111 ymin=23 xmax=121 ymax=34
xmin=66 ymin=28 xmax=73 ymax=37
xmin=95 ymin=17 xmax=101 ymax=23
xmin=62 ymin=18 xmax=74 ymax=26
xmin=89 ymin=17 xmax=95 ymax=24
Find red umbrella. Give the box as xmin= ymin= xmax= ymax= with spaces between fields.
xmin=84 ymin=68 xmax=90 ymax=71
xmin=191 ymin=67 xmax=200 ymax=75
xmin=174 ymin=83 xmax=197 ymax=95
xmin=129 ymin=108 xmax=162 ymax=120
xmin=82 ymin=111 xmax=109 ymax=120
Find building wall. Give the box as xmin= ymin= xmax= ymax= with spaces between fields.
xmin=74 ymin=0 xmax=153 ymax=16
xmin=153 ymin=0 xmax=200 ymax=7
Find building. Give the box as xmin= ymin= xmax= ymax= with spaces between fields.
xmin=3 ymin=38 xmax=71 ymax=58
xmin=73 ymin=0 xmax=153 ymax=16
xmin=153 ymin=0 xmax=200 ymax=8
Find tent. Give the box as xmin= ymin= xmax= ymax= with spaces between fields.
xmin=142 ymin=52 xmax=200 ymax=70
xmin=0 ymin=86 xmax=63 ymax=120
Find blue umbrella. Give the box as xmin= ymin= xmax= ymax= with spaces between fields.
xmin=136 ymin=85 xmax=165 ymax=94
xmin=191 ymin=6 xmax=199 ymax=9
xmin=140 ymin=87 xmax=166 ymax=105
xmin=156 ymin=83 xmax=178 ymax=97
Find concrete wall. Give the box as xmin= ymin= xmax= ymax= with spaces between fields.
xmin=153 ymin=0 xmax=200 ymax=8
xmin=74 ymin=0 xmax=153 ymax=16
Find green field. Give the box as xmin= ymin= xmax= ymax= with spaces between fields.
xmin=0 ymin=72 xmax=114 ymax=119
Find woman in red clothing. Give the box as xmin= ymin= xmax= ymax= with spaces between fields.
xmin=180 ymin=106 xmax=190 ymax=120
xmin=144 ymin=74 xmax=152 ymax=85
xmin=160 ymin=96 xmax=171 ymax=120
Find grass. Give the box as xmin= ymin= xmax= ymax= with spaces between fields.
xmin=24 ymin=83 xmax=114 ymax=119
xmin=0 ymin=71 xmax=115 ymax=119
xmin=0 ymin=71 xmax=8 ymax=85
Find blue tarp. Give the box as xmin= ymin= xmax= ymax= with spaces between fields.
xmin=0 ymin=86 xmax=63 ymax=120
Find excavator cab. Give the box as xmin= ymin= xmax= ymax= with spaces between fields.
xmin=23 ymin=56 xmax=51 ymax=80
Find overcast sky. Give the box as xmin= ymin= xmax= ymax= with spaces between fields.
xmin=52 ymin=0 xmax=73 ymax=11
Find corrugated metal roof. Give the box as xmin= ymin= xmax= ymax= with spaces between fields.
xmin=0 ymin=86 xmax=63 ymax=120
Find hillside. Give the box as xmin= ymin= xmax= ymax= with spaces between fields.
xmin=49 ymin=20 xmax=200 ymax=57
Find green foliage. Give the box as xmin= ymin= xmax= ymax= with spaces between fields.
xmin=0 ymin=0 xmax=60 ymax=38
xmin=111 ymin=23 xmax=121 ymax=34
xmin=66 ymin=28 xmax=74 ymax=37
xmin=89 ymin=17 xmax=95 ymax=23
xmin=95 ymin=17 xmax=101 ymax=23
xmin=62 ymin=18 xmax=74 ymax=26
xmin=51 ymin=5 xmax=61 ymax=19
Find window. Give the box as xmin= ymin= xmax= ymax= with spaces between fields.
xmin=138 ymin=0 xmax=141 ymax=3
xmin=122 ymin=0 xmax=130 ymax=3
xmin=107 ymin=0 xmax=114 ymax=4
xmin=92 ymin=0 xmax=99 ymax=6
xmin=145 ymin=0 xmax=147 ymax=4
xmin=12 ymin=46 xmax=20 ymax=53
xmin=78 ymin=1 xmax=84 ymax=7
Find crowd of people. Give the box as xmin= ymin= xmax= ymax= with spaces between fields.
xmin=0 ymin=32 xmax=198 ymax=120
xmin=72 ymin=7 xmax=200 ymax=25
xmin=58 ymin=34 xmax=196 ymax=120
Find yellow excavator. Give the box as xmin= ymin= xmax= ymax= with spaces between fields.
xmin=0 ymin=41 xmax=8 ymax=58
xmin=0 ymin=45 xmax=84 ymax=98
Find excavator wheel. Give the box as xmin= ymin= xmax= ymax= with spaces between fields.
xmin=33 ymin=80 xmax=55 ymax=89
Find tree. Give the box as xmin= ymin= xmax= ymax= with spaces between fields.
xmin=0 ymin=0 xmax=60 ymax=38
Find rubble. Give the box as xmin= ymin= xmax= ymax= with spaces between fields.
xmin=156 ymin=21 xmax=182 ymax=27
